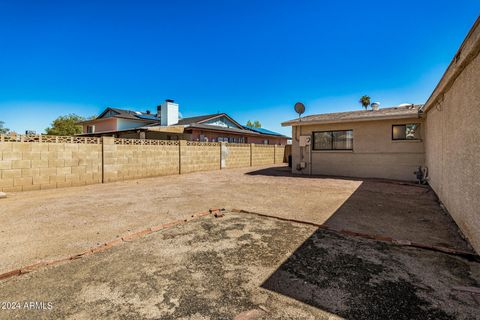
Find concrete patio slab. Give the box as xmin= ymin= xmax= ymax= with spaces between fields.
xmin=0 ymin=212 xmax=478 ymax=319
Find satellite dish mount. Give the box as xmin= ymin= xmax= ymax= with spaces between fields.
xmin=294 ymin=102 xmax=305 ymax=120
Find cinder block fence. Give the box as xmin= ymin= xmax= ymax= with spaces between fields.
xmin=0 ymin=135 xmax=286 ymax=192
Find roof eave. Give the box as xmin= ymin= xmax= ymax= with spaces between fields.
xmin=282 ymin=113 xmax=422 ymax=126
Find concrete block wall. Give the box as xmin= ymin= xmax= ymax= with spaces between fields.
xmin=223 ymin=143 xmax=251 ymax=168
xmin=275 ymin=145 xmax=286 ymax=164
xmin=180 ymin=141 xmax=221 ymax=174
xmin=0 ymin=140 xmax=102 ymax=192
xmin=0 ymin=135 xmax=286 ymax=192
xmin=102 ymin=137 xmax=180 ymax=183
xmin=252 ymin=144 xmax=276 ymax=166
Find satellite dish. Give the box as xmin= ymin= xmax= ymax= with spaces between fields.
xmin=294 ymin=102 xmax=305 ymax=117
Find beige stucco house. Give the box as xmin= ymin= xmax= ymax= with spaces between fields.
xmin=283 ymin=16 xmax=480 ymax=253
xmin=282 ymin=105 xmax=425 ymax=181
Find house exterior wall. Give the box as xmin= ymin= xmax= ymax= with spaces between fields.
xmin=291 ymin=117 xmax=425 ymax=181
xmin=117 ymin=119 xmax=148 ymax=131
xmin=82 ymin=118 xmax=117 ymax=133
xmin=189 ymin=129 xmax=287 ymax=145
xmin=424 ymin=37 xmax=480 ymax=252
xmin=246 ymin=135 xmax=286 ymax=145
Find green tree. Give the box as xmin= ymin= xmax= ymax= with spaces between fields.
xmin=0 ymin=121 xmax=9 ymax=134
xmin=359 ymin=95 xmax=371 ymax=110
xmin=246 ymin=120 xmax=261 ymax=128
xmin=45 ymin=114 xmax=86 ymax=136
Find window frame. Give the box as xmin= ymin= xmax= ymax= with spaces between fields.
xmin=391 ymin=123 xmax=421 ymax=141
xmin=312 ymin=130 xmax=353 ymax=151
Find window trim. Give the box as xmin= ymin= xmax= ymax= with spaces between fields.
xmin=312 ymin=130 xmax=353 ymax=151
xmin=391 ymin=124 xmax=421 ymax=141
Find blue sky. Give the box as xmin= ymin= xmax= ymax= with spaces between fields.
xmin=0 ymin=1 xmax=478 ymax=136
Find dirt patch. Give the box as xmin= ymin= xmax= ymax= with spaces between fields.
xmin=0 ymin=165 xmax=473 ymax=277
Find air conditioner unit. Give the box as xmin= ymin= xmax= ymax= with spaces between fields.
xmin=299 ymin=136 xmax=311 ymax=147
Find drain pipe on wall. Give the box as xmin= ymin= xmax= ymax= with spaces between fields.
xmin=309 ymin=142 xmax=313 ymax=175
xmin=294 ymin=125 xmax=303 ymax=174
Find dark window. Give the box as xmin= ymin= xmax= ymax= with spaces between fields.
xmin=86 ymin=125 xmax=95 ymax=133
xmin=313 ymin=130 xmax=353 ymax=150
xmin=392 ymin=124 xmax=421 ymax=140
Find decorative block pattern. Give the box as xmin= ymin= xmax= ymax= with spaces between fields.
xmin=0 ymin=134 xmax=286 ymax=192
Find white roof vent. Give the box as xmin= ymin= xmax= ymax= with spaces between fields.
xmin=371 ymin=102 xmax=380 ymax=110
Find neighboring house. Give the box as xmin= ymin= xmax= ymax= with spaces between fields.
xmin=282 ymin=104 xmax=425 ymax=181
xmin=79 ymin=100 xmax=288 ymax=145
xmin=283 ymin=16 xmax=480 ymax=253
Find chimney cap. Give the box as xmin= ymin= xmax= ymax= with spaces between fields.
xmin=165 ymin=99 xmax=175 ymax=103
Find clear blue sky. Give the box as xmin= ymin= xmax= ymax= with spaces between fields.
xmin=0 ymin=1 xmax=478 ymax=136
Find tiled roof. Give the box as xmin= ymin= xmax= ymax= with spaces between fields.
xmin=282 ymin=104 xmax=423 ymax=126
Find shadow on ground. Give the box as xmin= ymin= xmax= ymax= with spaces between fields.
xmin=261 ymin=226 xmax=480 ymax=320
xmin=246 ymin=166 xmax=472 ymax=251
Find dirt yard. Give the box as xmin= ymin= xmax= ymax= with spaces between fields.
xmin=0 ymin=165 xmax=471 ymax=276
xmin=0 ymin=212 xmax=478 ymax=319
